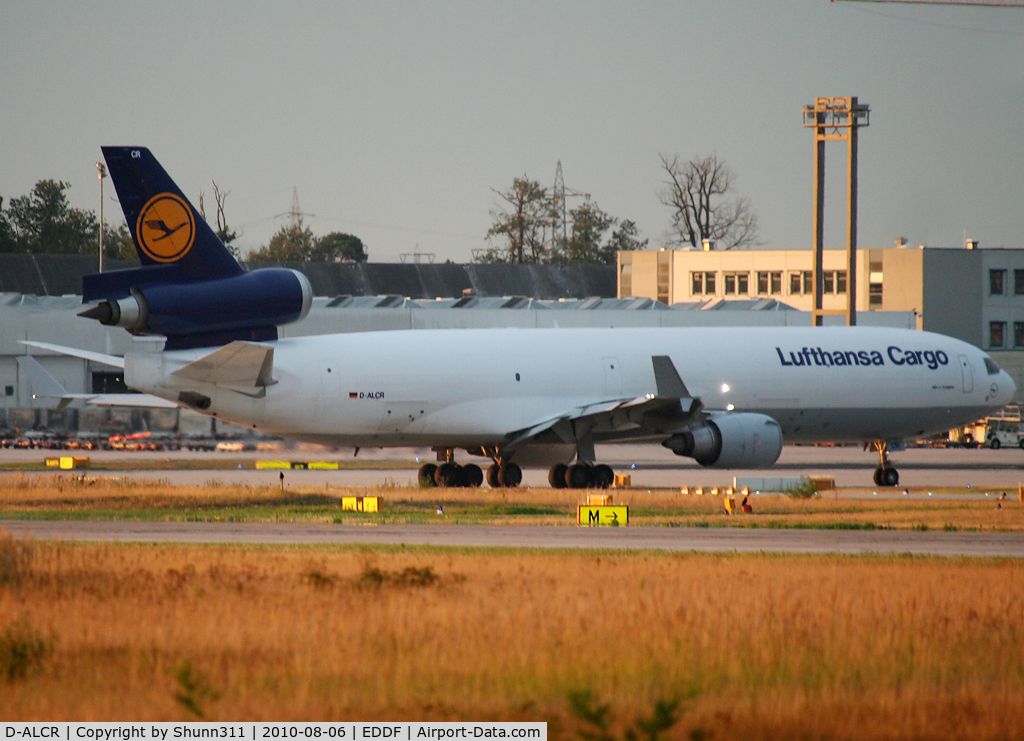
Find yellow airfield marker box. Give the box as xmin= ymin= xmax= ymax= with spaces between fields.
xmin=45 ymin=456 xmax=90 ymax=470
xmin=341 ymin=496 xmax=379 ymax=513
xmin=578 ymin=505 xmax=628 ymax=527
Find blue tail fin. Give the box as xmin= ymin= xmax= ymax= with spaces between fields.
xmin=81 ymin=147 xmax=313 ymax=351
xmin=100 ymin=146 xmax=243 ymax=280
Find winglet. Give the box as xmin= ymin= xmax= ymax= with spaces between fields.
xmin=652 ymin=356 xmax=691 ymax=398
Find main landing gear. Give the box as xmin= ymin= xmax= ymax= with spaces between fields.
xmin=547 ymin=462 xmax=615 ymax=490
xmin=417 ymin=459 xmax=521 ymax=488
xmin=870 ymin=439 xmax=899 ymax=487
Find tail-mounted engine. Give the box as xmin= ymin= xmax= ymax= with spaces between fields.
xmin=79 ymin=267 xmax=313 ymax=350
xmin=662 ymin=413 xmax=783 ymax=468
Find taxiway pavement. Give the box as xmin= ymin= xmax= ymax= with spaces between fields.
xmin=2 ymin=520 xmax=1022 ymax=557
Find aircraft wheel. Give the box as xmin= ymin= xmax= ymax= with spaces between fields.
xmin=593 ymin=464 xmax=614 ymax=489
xmin=486 ymin=463 xmax=501 ymax=488
xmin=463 ymin=463 xmax=484 ymax=488
xmin=498 ymin=462 xmax=522 ymax=488
xmin=882 ymin=467 xmax=899 ymax=487
xmin=418 ymin=463 xmax=437 ymax=487
xmin=435 ymin=462 xmax=460 ymax=487
xmin=873 ymin=467 xmax=884 ymax=486
xmin=566 ymin=463 xmax=593 ymax=489
xmin=549 ymin=463 xmax=568 ymax=488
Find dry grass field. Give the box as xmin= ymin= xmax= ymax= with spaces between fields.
xmin=2 ymin=534 xmax=1023 ymax=739
xmin=1 ymin=473 xmax=1022 ymax=531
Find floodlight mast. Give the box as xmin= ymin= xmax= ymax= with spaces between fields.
xmin=96 ymin=162 xmax=106 ymax=273
xmin=802 ymin=97 xmax=869 ymax=327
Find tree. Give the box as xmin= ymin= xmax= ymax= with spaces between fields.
xmin=559 ymin=201 xmax=616 ymax=263
xmin=104 ymin=222 xmax=138 ymax=261
xmin=482 ymin=177 xmax=553 ymax=263
xmin=549 ymin=201 xmax=647 ymax=265
xmin=312 ymin=232 xmax=367 ymax=262
xmin=3 ymin=180 xmax=99 ymax=254
xmin=199 ymin=181 xmax=240 ymax=258
xmin=606 ymin=219 xmax=648 ymax=256
xmin=0 ymin=196 xmax=16 ymax=252
xmin=249 ymin=220 xmax=317 ymax=262
xmin=658 ymin=153 xmax=759 ymax=250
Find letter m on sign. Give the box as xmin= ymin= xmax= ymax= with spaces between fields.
xmin=588 ymin=509 xmax=600 ymax=524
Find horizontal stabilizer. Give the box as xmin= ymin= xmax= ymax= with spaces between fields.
xmin=172 ymin=341 xmax=274 ymax=388
xmin=16 ymin=355 xmax=174 ymax=409
xmin=20 ymin=341 xmax=124 ymax=369
xmin=17 ymin=356 xmax=69 ymax=399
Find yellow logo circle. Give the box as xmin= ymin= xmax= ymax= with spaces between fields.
xmin=136 ymin=193 xmax=196 ymax=263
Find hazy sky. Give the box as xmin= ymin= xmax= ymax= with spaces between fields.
xmin=2 ymin=1 xmax=1023 ymax=263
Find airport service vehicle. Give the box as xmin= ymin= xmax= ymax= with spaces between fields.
xmin=25 ymin=147 xmax=1017 ymax=488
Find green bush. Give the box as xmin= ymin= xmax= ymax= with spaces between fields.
xmin=0 ymin=615 xmax=52 ymax=681
xmin=783 ymin=477 xmax=819 ymax=499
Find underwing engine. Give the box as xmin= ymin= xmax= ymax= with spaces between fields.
xmin=662 ymin=413 xmax=783 ymax=468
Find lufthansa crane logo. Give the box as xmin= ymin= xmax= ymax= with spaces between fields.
xmin=136 ymin=193 xmax=196 ymax=262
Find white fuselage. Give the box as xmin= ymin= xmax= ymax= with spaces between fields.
xmin=124 ymin=325 xmax=1014 ymax=458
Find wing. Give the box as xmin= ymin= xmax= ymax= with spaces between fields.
xmin=500 ymin=355 xmax=703 ymax=462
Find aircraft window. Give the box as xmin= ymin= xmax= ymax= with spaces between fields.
xmin=984 ymin=358 xmax=1000 ymax=376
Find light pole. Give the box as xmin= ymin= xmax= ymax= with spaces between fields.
xmin=96 ymin=162 xmax=106 ymax=272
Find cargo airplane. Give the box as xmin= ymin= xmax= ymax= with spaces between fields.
xmin=24 ymin=147 xmax=1016 ymax=488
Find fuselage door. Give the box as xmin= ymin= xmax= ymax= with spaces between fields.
xmin=958 ymin=355 xmax=974 ymax=394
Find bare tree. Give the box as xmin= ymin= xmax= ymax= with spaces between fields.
xmin=658 ymin=153 xmax=759 ymax=249
xmin=199 ymin=181 xmax=239 ymax=257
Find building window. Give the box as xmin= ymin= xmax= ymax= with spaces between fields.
xmin=690 ymin=271 xmax=716 ymax=296
xmin=757 ymin=271 xmax=782 ymax=295
xmin=823 ymin=271 xmax=835 ymax=294
xmin=1015 ymin=270 xmax=1024 ymax=295
xmin=990 ymin=269 xmax=1006 ymax=296
xmin=869 ymin=283 xmax=883 ymax=307
xmin=990 ymin=321 xmax=1006 ymax=349
xmin=619 ymin=263 xmax=631 ymax=297
xmin=1015 ymin=322 xmax=1024 ymax=348
xmin=724 ymin=272 xmax=748 ymax=295
xmin=789 ymin=271 xmax=813 ymax=295
xmin=836 ymin=270 xmax=847 ymax=294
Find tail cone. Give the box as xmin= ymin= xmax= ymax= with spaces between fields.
xmin=79 ymin=303 xmax=114 ymax=324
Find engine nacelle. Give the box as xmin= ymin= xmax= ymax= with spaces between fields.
xmin=81 ymin=268 xmax=312 ymax=338
xmin=662 ymin=413 xmax=783 ymax=469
